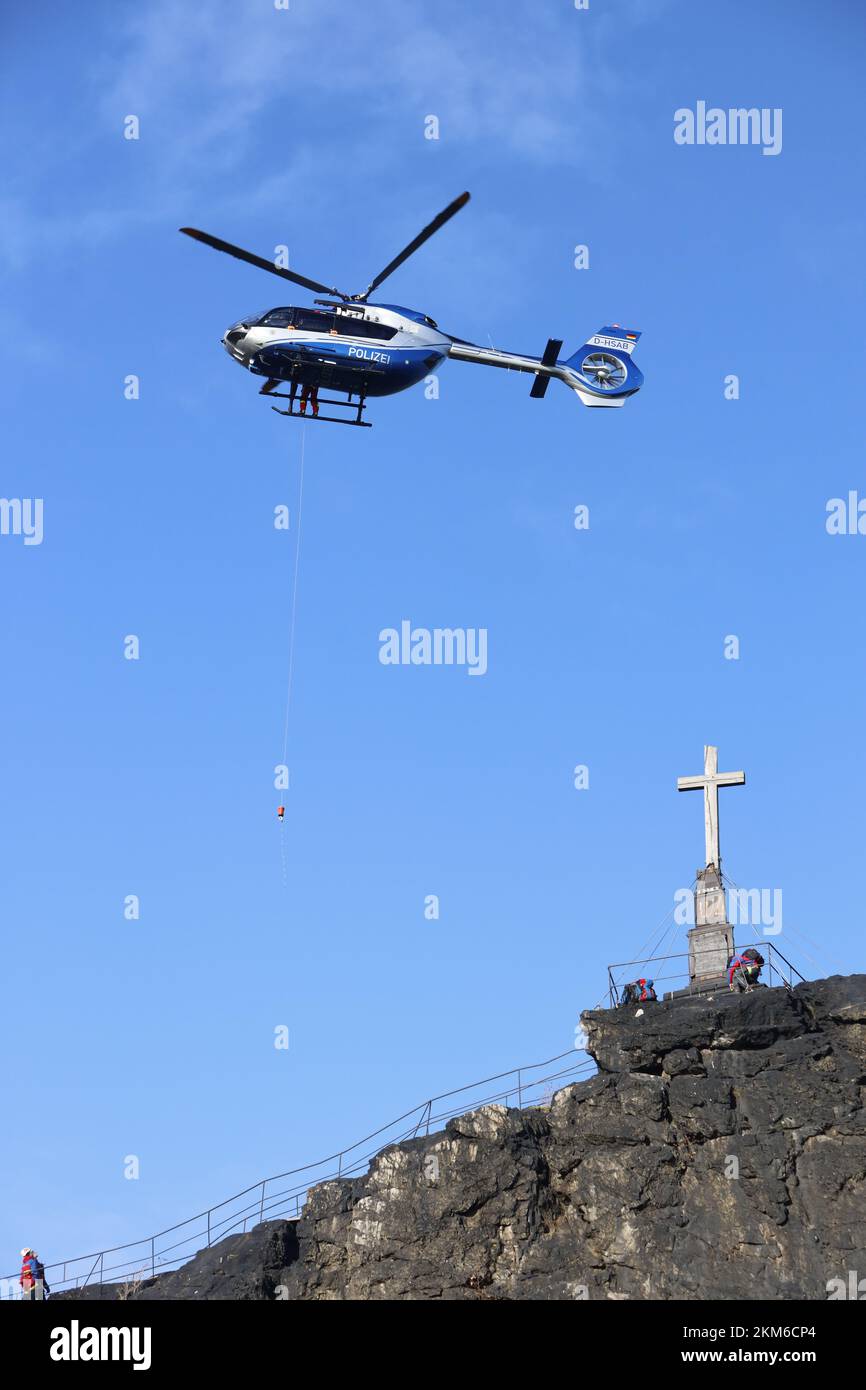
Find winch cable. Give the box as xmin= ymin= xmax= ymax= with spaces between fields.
xmin=279 ymin=427 xmax=306 ymax=884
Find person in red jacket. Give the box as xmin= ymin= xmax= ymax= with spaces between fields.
xmin=19 ymin=1248 xmax=49 ymax=1300
xmin=728 ymin=948 xmax=764 ymax=993
xmin=299 ymin=381 xmax=319 ymax=417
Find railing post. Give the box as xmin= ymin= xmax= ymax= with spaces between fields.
xmin=150 ymin=1238 xmax=155 ymax=1280
xmin=259 ymin=1180 xmax=266 ymax=1224
xmin=517 ymin=1069 xmax=523 ymax=1108
xmin=781 ymin=948 xmax=789 ymax=988
xmin=425 ymin=1101 xmax=431 ymax=1136
xmin=99 ymin=1252 xmax=104 ymax=1287
xmin=207 ymin=1208 xmax=211 ymax=1247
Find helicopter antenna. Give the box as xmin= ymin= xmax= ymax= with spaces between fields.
xmin=350 ymin=191 xmax=470 ymax=302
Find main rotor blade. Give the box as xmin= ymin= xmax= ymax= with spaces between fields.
xmin=179 ymin=228 xmax=343 ymax=298
xmin=352 ymin=191 xmax=470 ymax=301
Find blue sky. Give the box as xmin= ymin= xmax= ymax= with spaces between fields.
xmin=2 ymin=0 xmax=865 ymax=1275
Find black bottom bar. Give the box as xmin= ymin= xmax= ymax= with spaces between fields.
xmin=4 ymin=1296 xmax=856 ymax=1371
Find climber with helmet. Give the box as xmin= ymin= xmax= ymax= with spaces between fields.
xmin=19 ymin=1247 xmax=49 ymax=1300
xmin=728 ymin=947 xmax=764 ymax=993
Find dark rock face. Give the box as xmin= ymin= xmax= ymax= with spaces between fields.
xmin=62 ymin=975 xmax=866 ymax=1300
xmin=54 ymin=1222 xmax=298 ymax=1302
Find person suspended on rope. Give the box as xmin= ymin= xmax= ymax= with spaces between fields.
xmin=728 ymin=948 xmax=764 ymax=993
xmin=277 ymin=806 xmax=285 ymax=821
xmin=619 ymin=978 xmax=657 ymax=1007
xmin=300 ymin=382 xmax=319 ymax=417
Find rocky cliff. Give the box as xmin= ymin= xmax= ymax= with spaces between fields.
xmin=62 ymin=974 xmax=866 ymax=1300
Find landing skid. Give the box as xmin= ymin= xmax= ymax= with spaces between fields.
xmin=262 ymin=386 xmax=372 ymax=428
xmin=270 ymin=406 xmax=372 ymax=427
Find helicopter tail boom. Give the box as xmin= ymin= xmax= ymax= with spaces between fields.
xmin=447 ymin=326 xmax=643 ymax=407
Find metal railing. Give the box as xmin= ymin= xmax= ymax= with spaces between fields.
xmin=605 ymin=940 xmax=805 ymax=1008
xmin=1 ymin=1045 xmax=594 ymax=1299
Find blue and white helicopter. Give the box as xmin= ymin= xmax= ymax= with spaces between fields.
xmin=180 ymin=192 xmax=643 ymax=427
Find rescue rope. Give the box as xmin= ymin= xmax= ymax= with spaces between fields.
xmin=279 ymin=428 xmax=306 ymax=883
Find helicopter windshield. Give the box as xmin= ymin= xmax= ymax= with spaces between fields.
xmin=256 ymin=307 xmax=334 ymax=330
xmin=257 ymin=307 xmax=296 ymax=327
xmin=253 ymin=306 xmax=398 ymax=340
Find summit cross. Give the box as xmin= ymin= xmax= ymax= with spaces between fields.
xmin=677 ymin=744 xmax=745 ymax=872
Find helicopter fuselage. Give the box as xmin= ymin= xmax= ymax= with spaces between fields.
xmin=181 ymin=194 xmax=643 ymax=423
xmin=223 ymin=301 xmax=450 ymax=397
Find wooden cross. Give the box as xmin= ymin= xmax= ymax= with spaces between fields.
xmin=677 ymin=745 xmax=745 ymax=871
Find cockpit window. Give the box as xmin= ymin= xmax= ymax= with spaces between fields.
xmin=255 ymin=306 xmax=398 ymax=339
xmin=293 ymin=308 xmax=337 ymax=333
xmin=258 ymin=308 xmax=295 ymax=328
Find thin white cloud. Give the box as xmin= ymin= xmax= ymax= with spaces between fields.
xmin=97 ymin=0 xmax=594 ymax=164
xmin=2 ymin=0 xmax=654 ymax=268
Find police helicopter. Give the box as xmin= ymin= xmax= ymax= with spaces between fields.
xmin=180 ymin=192 xmax=643 ymax=427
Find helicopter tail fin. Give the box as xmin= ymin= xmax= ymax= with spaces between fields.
xmin=565 ymin=326 xmax=641 ymax=366
xmin=563 ymin=326 xmax=643 ymax=407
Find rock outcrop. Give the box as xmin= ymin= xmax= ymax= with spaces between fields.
xmin=62 ymin=974 xmax=866 ymax=1300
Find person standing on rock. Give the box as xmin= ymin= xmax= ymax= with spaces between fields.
xmin=19 ymin=1248 xmax=49 ymax=1300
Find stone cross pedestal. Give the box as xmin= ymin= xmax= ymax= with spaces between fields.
xmin=689 ymin=864 xmax=735 ymax=985
xmin=672 ymin=745 xmax=746 ymax=993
